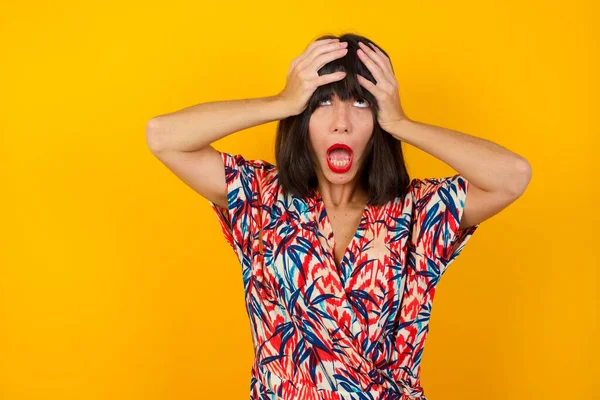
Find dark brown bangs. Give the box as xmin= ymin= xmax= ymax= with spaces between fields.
xmin=307 ymin=37 xmax=380 ymax=116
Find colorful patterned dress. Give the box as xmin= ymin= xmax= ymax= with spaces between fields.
xmin=209 ymin=151 xmax=480 ymax=400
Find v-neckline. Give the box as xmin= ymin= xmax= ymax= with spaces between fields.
xmin=312 ymin=189 xmax=370 ymax=271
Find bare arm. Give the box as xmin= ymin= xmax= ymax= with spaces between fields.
xmin=145 ymin=95 xmax=291 ymax=153
xmin=144 ymin=38 xmax=348 ymax=209
xmin=144 ymin=95 xmax=291 ymax=209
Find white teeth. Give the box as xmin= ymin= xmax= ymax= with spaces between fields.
xmin=329 ymin=159 xmax=350 ymax=167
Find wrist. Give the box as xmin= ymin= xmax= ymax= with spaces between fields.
xmin=270 ymin=95 xmax=295 ymax=119
xmin=385 ymin=117 xmax=413 ymax=140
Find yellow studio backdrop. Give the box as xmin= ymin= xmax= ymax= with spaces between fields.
xmin=1 ymin=1 xmax=597 ymax=399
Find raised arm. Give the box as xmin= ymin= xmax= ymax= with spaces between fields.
xmin=145 ymin=96 xmax=290 ymax=209
xmin=145 ymin=37 xmax=350 ymax=208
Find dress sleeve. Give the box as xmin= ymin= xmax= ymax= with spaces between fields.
xmin=208 ymin=151 xmax=265 ymax=264
xmin=412 ymin=173 xmax=480 ymax=278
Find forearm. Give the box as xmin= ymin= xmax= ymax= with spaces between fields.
xmin=389 ymin=119 xmax=531 ymax=195
xmin=146 ymin=95 xmax=291 ymax=153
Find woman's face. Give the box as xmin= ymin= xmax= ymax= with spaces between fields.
xmin=308 ymin=92 xmax=374 ymax=186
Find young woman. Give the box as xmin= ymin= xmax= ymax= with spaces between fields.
xmin=147 ymin=33 xmax=531 ymax=400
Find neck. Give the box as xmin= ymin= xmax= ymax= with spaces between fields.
xmin=316 ymin=176 xmax=368 ymax=209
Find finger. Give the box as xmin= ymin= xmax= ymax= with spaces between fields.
xmin=297 ymin=40 xmax=346 ymax=72
xmin=356 ymin=50 xmax=388 ymax=89
xmin=360 ymin=42 xmax=390 ymax=72
xmin=295 ymin=38 xmax=340 ymax=66
xmin=364 ymin=42 xmax=395 ymax=76
xmin=363 ymin=43 xmax=399 ymax=91
xmin=356 ymin=73 xmax=379 ymax=95
xmin=309 ymin=45 xmax=348 ymax=73
xmin=357 ymin=42 xmax=390 ymax=84
xmin=304 ymin=38 xmax=339 ymax=53
xmin=316 ymin=71 xmax=347 ymax=87
xmin=292 ymin=39 xmax=339 ymax=69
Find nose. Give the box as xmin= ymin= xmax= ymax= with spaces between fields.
xmin=331 ymin=104 xmax=351 ymax=133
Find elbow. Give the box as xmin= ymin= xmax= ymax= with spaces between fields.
xmin=146 ymin=117 xmax=165 ymax=153
xmin=510 ymin=158 xmax=532 ymax=197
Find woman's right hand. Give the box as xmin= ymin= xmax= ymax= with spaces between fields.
xmin=276 ymin=38 xmax=348 ymax=116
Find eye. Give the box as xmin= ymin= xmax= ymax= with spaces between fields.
xmin=318 ymin=98 xmax=370 ymax=108
xmin=354 ymin=98 xmax=370 ymax=108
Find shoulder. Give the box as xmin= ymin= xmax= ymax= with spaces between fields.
xmin=409 ymin=174 xmax=467 ymax=207
xmin=222 ymin=152 xmax=277 ymax=173
xmin=409 ymin=173 xmax=464 ymax=193
xmin=219 ymin=152 xmax=279 ymax=185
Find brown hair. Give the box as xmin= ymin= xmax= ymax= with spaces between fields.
xmin=275 ymin=32 xmax=411 ymax=206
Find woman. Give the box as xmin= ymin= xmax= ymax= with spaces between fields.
xmin=147 ymin=33 xmax=531 ymax=400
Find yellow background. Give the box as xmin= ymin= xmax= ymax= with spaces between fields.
xmin=1 ymin=1 xmax=598 ymax=399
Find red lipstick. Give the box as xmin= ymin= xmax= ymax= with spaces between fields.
xmin=326 ymin=143 xmax=353 ymax=173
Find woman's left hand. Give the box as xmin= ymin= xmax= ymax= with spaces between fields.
xmin=356 ymin=41 xmax=409 ymax=133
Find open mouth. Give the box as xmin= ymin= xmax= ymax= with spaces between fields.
xmin=326 ymin=143 xmax=353 ymax=173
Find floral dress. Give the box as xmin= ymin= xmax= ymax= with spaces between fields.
xmin=209 ymin=151 xmax=480 ymax=400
